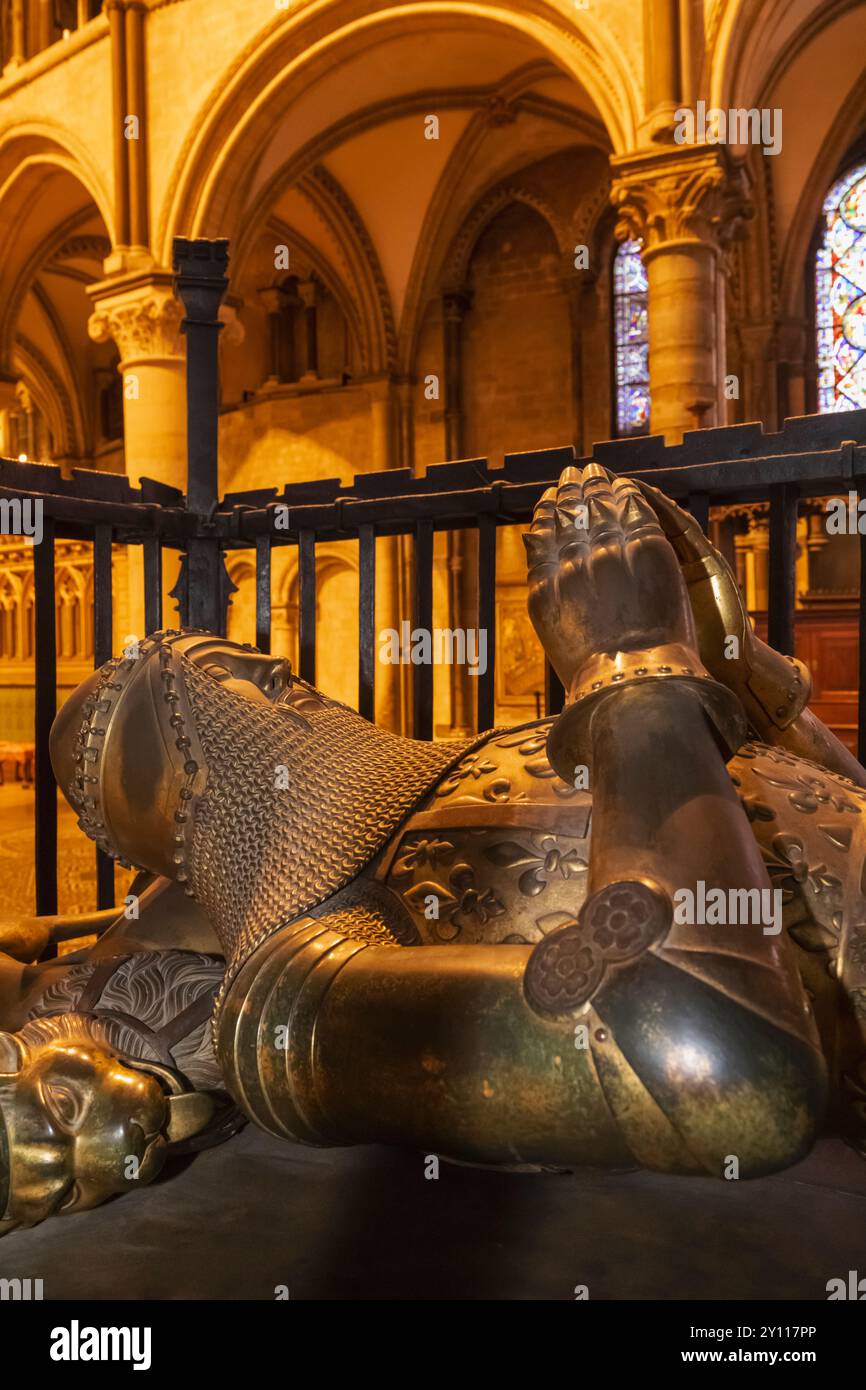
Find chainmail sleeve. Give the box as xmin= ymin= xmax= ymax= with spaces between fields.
xmin=181 ymin=661 xmax=483 ymax=1001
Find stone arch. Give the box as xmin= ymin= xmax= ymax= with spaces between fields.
xmin=276 ymin=546 xmax=359 ymax=705
xmin=157 ymin=0 xmax=640 ymax=266
xmin=0 ymin=568 xmax=22 ymax=660
xmin=458 ymin=197 xmax=575 ymax=462
xmin=20 ymin=570 xmax=35 ymax=660
xmin=296 ymin=166 xmax=396 ymax=375
xmin=12 ymin=336 xmax=80 ymax=461
xmin=777 ymin=71 xmax=866 ymax=323
xmin=0 ymin=126 xmax=112 ymax=462
xmin=55 ymin=563 xmax=90 ymax=660
xmin=710 ymin=0 xmax=861 ymax=113
xmin=224 ymin=554 xmax=257 ymax=648
xmin=236 ymin=218 xmax=368 ymax=378
xmin=401 ymin=61 xmax=609 ymax=364
xmin=0 ymin=124 xmax=112 ymax=231
xmin=446 ymin=183 xmax=570 ymax=290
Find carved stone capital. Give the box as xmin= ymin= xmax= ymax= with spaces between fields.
xmin=87 ymin=274 xmax=184 ymax=366
xmin=610 ymin=146 xmax=754 ymax=257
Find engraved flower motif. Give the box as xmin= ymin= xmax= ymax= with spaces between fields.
xmin=484 ymin=832 xmax=587 ymax=897
xmin=435 ymin=753 xmax=499 ymax=797
xmin=392 ymin=836 xmax=456 ymax=880
xmin=404 ymin=862 xmax=505 ymax=934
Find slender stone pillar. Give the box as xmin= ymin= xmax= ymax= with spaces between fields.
xmin=442 ymin=287 xmax=470 ymax=461
xmin=610 ymin=146 xmax=752 ymax=443
xmin=440 ymin=286 xmax=475 ymax=733
xmin=258 ymin=285 xmax=290 ymax=385
xmin=105 ymin=1 xmax=130 ymax=254
xmin=5 ymin=0 xmax=26 ymax=70
xmin=0 ymin=374 xmax=18 ymax=456
xmin=298 ymin=278 xmax=319 ymax=381
xmin=87 ymin=272 xmax=185 ymax=489
xmin=739 ymin=323 xmax=777 ymax=428
xmin=642 ymin=0 xmax=681 ymax=140
xmin=37 ymin=0 xmax=53 ymax=53
xmin=776 ymin=318 xmax=808 ymax=421
xmin=367 ymin=377 xmax=404 ymax=732
xmin=751 ymin=517 xmax=770 ymax=612
xmin=124 ymin=1 xmax=149 ymax=252
xmin=15 ymin=383 xmax=35 ymax=459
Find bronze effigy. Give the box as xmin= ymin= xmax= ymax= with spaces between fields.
xmin=1 ymin=464 xmax=865 ymax=1231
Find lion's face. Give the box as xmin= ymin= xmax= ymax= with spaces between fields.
xmin=0 ymin=1027 xmax=168 ymax=1232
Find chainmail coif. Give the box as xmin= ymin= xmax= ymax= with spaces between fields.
xmin=182 ymin=660 xmax=481 ymax=1003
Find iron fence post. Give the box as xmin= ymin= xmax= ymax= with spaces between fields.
xmin=172 ymin=236 xmax=229 ymax=633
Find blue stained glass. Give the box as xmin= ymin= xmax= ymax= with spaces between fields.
xmin=816 ymin=161 xmax=866 ymax=414
xmin=613 ymin=239 xmax=649 ymax=436
xmin=832 ymin=276 xmax=861 ymax=316
xmin=835 ymin=335 xmax=858 ymax=373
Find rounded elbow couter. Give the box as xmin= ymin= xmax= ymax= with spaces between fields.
xmin=216 ymin=909 xmax=828 ymax=1179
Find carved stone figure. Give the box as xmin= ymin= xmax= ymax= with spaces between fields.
xmin=2 ymin=465 xmax=865 ymax=1234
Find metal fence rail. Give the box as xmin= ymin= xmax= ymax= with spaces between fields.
xmin=1 ymin=236 xmax=866 ymax=921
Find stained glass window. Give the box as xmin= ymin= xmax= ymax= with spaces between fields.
xmin=815 ymin=161 xmax=866 ymax=413
xmin=613 ymin=238 xmax=650 ymax=435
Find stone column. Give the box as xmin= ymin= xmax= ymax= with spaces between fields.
xmin=258 ymin=285 xmax=291 ymax=386
xmin=396 ymin=379 xmax=413 ymax=472
xmin=442 ymin=286 xmax=470 ymax=461
xmin=15 ymin=383 xmax=35 ymax=459
xmin=565 ymin=267 xmax=588 ymax=453
xmin=37 ymin=0 xmax=53 ymax=54
xmin=4 ymin=1 xmax=26 ymax=70
xmin=298 ymin=278 xmax=319 ymax=381
xmin=369 ymin=380 xmax=393 ymax=471
xmin=440 ymin=286 xmax=475 ymax=733
xmin=733 ymin=530 xmax=754 ymax=609
xmin=776 ymin=318 xmax=808 ymax=420
xmin=87 ymin=272 xmax=185 ymax=490
xmin=642 ymin=0 xmax=682 ymax=141
xmin=0 ymin=374 xmax=19 ymax=456
xmin=610 ymin=146 xmax=752 ymax=443
xmin=738 ymin=322 xmax=776 ymax=428
xmin=124 ymin=1 xmax=149 ymax=253
xmin=366 ymin=377 xmax=405 ymax=732
xmin=750 ymin=516 xmax=770 ymax=612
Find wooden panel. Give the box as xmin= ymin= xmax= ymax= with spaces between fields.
xmin=756 ymin=608 xmax=858 ymax=752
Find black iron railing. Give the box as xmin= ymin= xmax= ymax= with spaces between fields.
xmin=2 ymin=237 xmax=866 ymax=918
